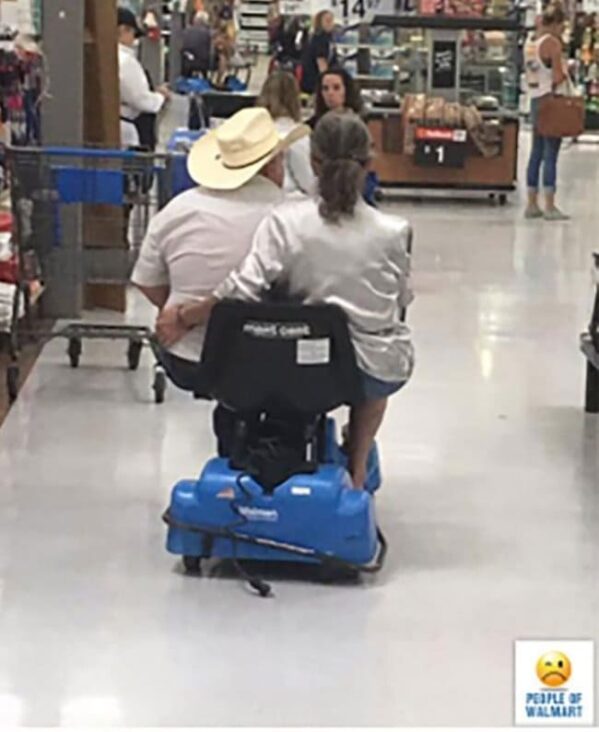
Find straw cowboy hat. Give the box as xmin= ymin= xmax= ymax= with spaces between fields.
xmin=188 ymin=107 xmax=309 ymax=191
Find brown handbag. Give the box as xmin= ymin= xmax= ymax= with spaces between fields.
xmin=537 ymin=94 xmax=585 ymax=138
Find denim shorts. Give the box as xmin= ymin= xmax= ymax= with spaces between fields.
xmin=360 ymin=370 xmax=406 ymax=400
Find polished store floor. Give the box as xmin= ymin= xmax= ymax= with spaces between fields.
xmin=0 ymin=134 xmax=597 ymax=726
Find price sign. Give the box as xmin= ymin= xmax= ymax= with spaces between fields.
xmin=328 ymin=0 xmax=409 ymax=23
xmin=413 ymin=127 xmax=467 ymax=168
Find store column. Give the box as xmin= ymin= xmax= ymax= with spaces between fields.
xmin=40 ymin=0 xmax=85 ymax=317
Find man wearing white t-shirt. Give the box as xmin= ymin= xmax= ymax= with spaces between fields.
xmin=131 ymin=108 xmax=308 ymax=394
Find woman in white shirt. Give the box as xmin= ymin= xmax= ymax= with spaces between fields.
xmin=158 ymin=112 xmax=414 ymax=490
xmin=256 ymin=71 xmax=316 ymax=196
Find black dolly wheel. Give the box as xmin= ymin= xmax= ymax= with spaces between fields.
xmin=7 ymin=364 xmax=19 ymax=404
xmin=498 ymin=193 xmax=507 ymax=206
xmin=127 ymin=339 xmax=143 ymax=371
xmin=67 ymin=337 xmax=82 ymax=368
xmin=183 ymin=556 xmax=202 ymax=574
xmin=153 ymin=366 xmax=167 ymax=404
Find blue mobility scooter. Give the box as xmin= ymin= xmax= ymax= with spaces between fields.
xmin=163 ymin=300 xmax=387 ymax=596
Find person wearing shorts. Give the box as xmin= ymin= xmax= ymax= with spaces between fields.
xmin=157 ymin=112 xmax=414 ymax=489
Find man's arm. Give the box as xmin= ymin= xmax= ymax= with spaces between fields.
xmin=130 ymin=224 xmax=170 ymax=310
xmin=132 ymin=283 xmax=170 ymax=309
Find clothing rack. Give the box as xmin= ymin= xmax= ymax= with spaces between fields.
xmin=0 ymin=41 xmax=43 ymax=147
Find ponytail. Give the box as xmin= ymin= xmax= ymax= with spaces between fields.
xmin=318 ymin=158 xmax=367 ymax=223
xmin=311 ymin=111 xmax=372 ymax=224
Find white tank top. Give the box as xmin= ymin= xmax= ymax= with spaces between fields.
xmin=524 ymin=33 xmax=554 ymax=99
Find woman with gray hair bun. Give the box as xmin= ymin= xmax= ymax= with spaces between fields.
xmin=167 ymin=112 xmax=415 ymax=489
xmin=311 ymin=108 xmax=372 ymax=221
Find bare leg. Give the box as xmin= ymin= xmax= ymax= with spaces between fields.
xmin=527 ymin=190 xmax=539 ymax=209
xmin=347 ymin=397 xmax=388 ymax=489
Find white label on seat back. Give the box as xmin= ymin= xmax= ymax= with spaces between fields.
xmin=291 ymin=486 xmax=312 ymax=496
xmin=296 ymin=338 xmax=330 ymax=365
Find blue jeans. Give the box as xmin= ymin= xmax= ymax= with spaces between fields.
xmin=527 ymin=98 xmax=562 ymax=193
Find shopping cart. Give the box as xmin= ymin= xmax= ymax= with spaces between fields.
xmin=2 ymin=145 xmax=183 ymax=405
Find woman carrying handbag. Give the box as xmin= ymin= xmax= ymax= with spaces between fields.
xmin=524 ymin=4 xmax=581 ymax=221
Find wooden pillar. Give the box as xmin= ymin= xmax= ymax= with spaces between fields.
xmin=83 ymin=0 xmax=126 ymax=312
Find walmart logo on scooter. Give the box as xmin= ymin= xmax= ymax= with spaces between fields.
xmin=237 ymin=506 xmax=279 ymax=523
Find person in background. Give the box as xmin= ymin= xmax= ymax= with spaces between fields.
xmin=186 ymin=0 xmax=206 ymax=25
xmin=300 ymin=10 xmax=337 ymax=95
xmin=309 ymin=67 xmax=364 ymax=128
xmin=524 ymin=3 xmax=570 ymax=221
xmin=257 ymin=71 xmax=316 ymax=195
xmin=181 ymin=10 xmax=214 ymax=78
xmin=118 ymin=7 xmax=170 ymax=149
xmin=157 ymin=112 xmax=414 ymax=490
xmin=131 ymin=108 xmax=308 ymax=394
xmin=271 ymin=15 xmax=309 ymax=73
xmin=213 ymin=19 xmax=235 ymax=87
xmin=308 ymin=67 xmax=379 ymax=205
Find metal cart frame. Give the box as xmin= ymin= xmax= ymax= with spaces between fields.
xmin=1 ymin=145 xmax=184 ymax=405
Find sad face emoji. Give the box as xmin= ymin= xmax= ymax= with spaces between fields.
xmin=536 ymin=651 xmax=572 ymax=687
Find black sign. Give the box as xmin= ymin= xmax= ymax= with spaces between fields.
xmin=414 ymin=140 xmax=466 ymax=168
xmin=394 ymin=0 xmax=418 ymax=13
xmin=431 ymin=39 xmax=457 ymax=90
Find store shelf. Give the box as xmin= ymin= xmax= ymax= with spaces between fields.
xmin=371 ymin=14 xmax=523 ymax=31
xmin=239 ymin=0 xmax=271 ymax=53
xmin=337 ymin=43 xmax=397 ymax=50
xmin=240 ymin=5 xmax=270 ymax=15
xmin=462 ymin=59 xmax=511 ymax=67
xmin=355 ymin=73 xmax=396 ymax=80
xmin=240 ymin=17 xmax=270 ymax=28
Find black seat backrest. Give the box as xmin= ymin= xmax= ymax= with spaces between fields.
xmin=201 ymin=300 xmax=364 ymax=414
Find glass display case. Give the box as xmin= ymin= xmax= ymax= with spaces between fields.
xmin=336 ymin=16 xmax=522 ymax=110
xmin=348 ymin=7 xmax=526 ymax=199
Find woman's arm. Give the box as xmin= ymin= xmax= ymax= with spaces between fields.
xmin=390 ymin=223 xmax=414 ymax=312
xmin=314 ymin=34 xmax=330 ymax=74
xmin=286 ymin=138 xmax=317 ymax=195
xmin=316 ymin=57 xmax=329 ymax=74
xmin=213 ymin=213 xmax=289 ymax=301
xmin=156 ymin=212 xmax=291 ymax=346
xmin=541 ymin=36 xmax=567 ymax=88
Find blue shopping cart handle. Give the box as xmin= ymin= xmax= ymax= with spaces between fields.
xmin=40 ymin=146 xmax=151 ymax=160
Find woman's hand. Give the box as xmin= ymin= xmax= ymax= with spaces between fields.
xmin=156 ymin=305 xmax=187 ymax=348
xmin=156 ymin=297 xmax=218 ymax=347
